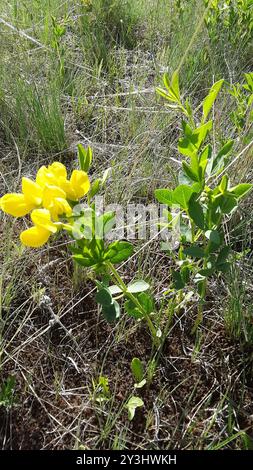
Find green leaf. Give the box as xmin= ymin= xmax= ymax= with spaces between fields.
xmin=127 ymin=280 xmax=150 ymax=293
xmin=172 ymin=270 xmax=185 ymax=290
xmin=193 ymin=121 xmax=213 ymax=149
xmin=199 ymin=144 xmax=211 ymax=177
xmin=199 ymin=267 xmax=215 ymax=277
xmin=124 ymin=300 xmax=143 ymax=319
xmin=134 ymin=379 xmax=147 ymax=389
xmin=124 ymin=292 xmax=153 ymax=319
xmin=95 ymin=287 xmax=113 ymax=306
xmin=215 ymin=194 xmax=237 ymax=214
xmin=108 ymin=285 xmax=122 ymax=295
xmin=156 ymin=72 xmax=181 ymax=105
xmin=173 ymin=185 xmax=197 ymax=210
xmin=102 ymin=300 xmax=120 ymax=323
xmin=171 ymin=70 xmax=180 ymax=101
xmin=178 ymin=170 xmax=193 ymax=186
xmin=202 ymin=79 xmax=224 ymax=121
xmin=138 ymin=292 xmax=154 ymax=314
xmin=216 ymin=140 xmax=234 ymax=160
xmin=105 ymin=241 xmax=133 ymax=264
xmin=182 ymin=120 xmax=193 ymax=137
xmin=184 ymin=245 xmax=205 ymax=258
xmin=125 ymin=396 xmax=144 ymax=421
xmin=0 ymin=376 xmax=16 ymax=409
xmin=182 ymin=161 xmax=199 ymax=182
xmin=230 ymin=183 xmax=252 ymax=199
xmin=216 ymin=246 xmax=230 ymax=265
xmin=212 ymin=140 xmax=234 ymax=174
xmin=77 ymin=144 xmax=92 ymax=172
xmin=178 ymin=136 xmax=197 ymax=158
xmin=155 ymin=189 xmax=174 ymax=206
xmin=219 ymin=175 xmax=229 ymax=193
xmin=180 ymin=221 xmax=192 ymax=242
xmin=101 ymin=167 xmax=111 ymax=186
xmin=179 ymin=121 xmax=212 ymax=157
xmin=95 ymin=211 xmax=115 ymax=238
xmin=205 ymin=230 xmax=221 ymax=245
xmin=156 ymin=87 xmax=179 ymax=107
xmin=244 ymin=72 xmax=253 ymax=92
xmin=72 ymin=253 xmax=96 ymax=267
xmin=131 ymin=358 xmax=144 ymax=383
xmin=89 ymin=179 xmax=101 ymax=199
xmin=188 ymin=198 xmax=205 ymax=230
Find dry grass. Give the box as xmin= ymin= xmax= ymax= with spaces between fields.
xmin=0 ymin=0 xmax=253 ymax=450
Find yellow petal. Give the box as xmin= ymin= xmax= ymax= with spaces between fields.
xmin=70 ymin=170 xmax=90 ymax=199
xmin=36 ymin=166 xmax=58 ymax=188
xmin=58 ymin=177 xmax=77 ymax=201
xmin=31 ymin=208 xmax=57 ymax=233
xmin=20 ymin=226 xmax=51 ymax=247
xmin=48 ymin=198 xmax=72 ymax=220
xmin=0 ymin=193 xmax=35 ymax=217
xmin=48 ymin=162 xmax=67 ymax=180
xmin=22 ymin=177 xmax=43 ymax=206
xmin=42 ymin=185 xmax=66 ymax=210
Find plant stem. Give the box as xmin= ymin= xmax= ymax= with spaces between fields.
xmin=191 ymin=261 xmax=207 ymax=334
xmin=107 ymin=262 xmax=159 ymax=344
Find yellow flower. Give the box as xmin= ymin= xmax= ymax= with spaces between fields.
xmin=22 ymin=177 xmax=43 ymax=206
xmin=20 ymin=209 xmax=58 ymax=248
xmin=59 ymin=170 xmax=90 ymax=201
xmin=1 ymin=160 xmax=91 ymax=249
xmin=0 ymin=194 xmax=35 ymax=217
xmin=48 ymin=162 xmax=67 ymax=179
xmin=0 ymin=177 xmax=43 ymax=217
xmin=36 ymin=162 xmax=67 ymax=188
xmin=36 ymin=163 xmax=90 ymax=201
xmin=31 ymin=208 xmax=58 ymax=233
xmin=42 ymin=185 xmax=72 ymax=220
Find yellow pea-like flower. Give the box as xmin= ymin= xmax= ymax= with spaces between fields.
xmin=48 ymin=198 xmax=73 ymax=221
xmin=36 ymin=162 xmax=67 ymax=189
xmin=0 ymin=177 xmax=43 ymax=217
xmin=48 ymin=162 xmax=67 ymax=180
xmin=1 ymin=159 xmax=90 ymax=249
xmin=20 ymin=226 xmax=51 ymax=248
xmin=70 ymin=170 xmax=90 ymax=199
xmin=60 ymin=170 xmax=90 ymax=201
xmin=20 ymin=209 xmax=59 ymax=247
xmin=36 ymin=166 xmax=58 ymax=188
xmin=0 ymin=193 xmax=35 ymax=217
xmin=42 ymin=185 xmax=72 ymax=220
xmin=22 ymin=177 xmax=43 ymax=206
xmin=31 ymin=208 xmax=58 ymax=233
xmin=58 ymin=178 xmax=77 ymax=201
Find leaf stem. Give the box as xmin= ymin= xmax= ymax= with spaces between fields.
xmin=107 ymin=262 xmax=159 ymax=344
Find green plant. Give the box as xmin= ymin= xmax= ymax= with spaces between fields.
xmin=51 ymin=15 xmax=68 ymax=78
xmin=78 ymin=0 xmax=139 ymax=69
xmin=229 ymin=72 xmax=253 ymax=134
xmin=0 ymin=376 xmax=16 ymax=410
xmin=224 ymin=257 xmax=253 ymax=343
xmin=204 ymin=0 xmax=253 ymax=45
xmin=92 ymin=375 xmax=111 ymax=403
xmin=72 ymin=228 xmax=158 ymax=343
xmin=155 ymin=72 xmax=252 ymax=331
xmin=0 ymin=79 xmax=66 ymax=153
xmin=131 ymin=357 xmax=146 ymax=388
xmin=124 ymin=396 xmax=144 ymax=421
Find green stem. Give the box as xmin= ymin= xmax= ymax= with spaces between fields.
xmin=191 ymin=245 xmax=208 ymax=334
xmin=107 ymin=262 xmax=159 ymax=344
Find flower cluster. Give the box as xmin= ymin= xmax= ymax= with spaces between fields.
xmin=0 ymin=162 xmax=90 ymax=247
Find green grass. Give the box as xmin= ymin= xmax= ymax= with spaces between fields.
xmin=0 ymin=0 xmax=253 ymax=451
